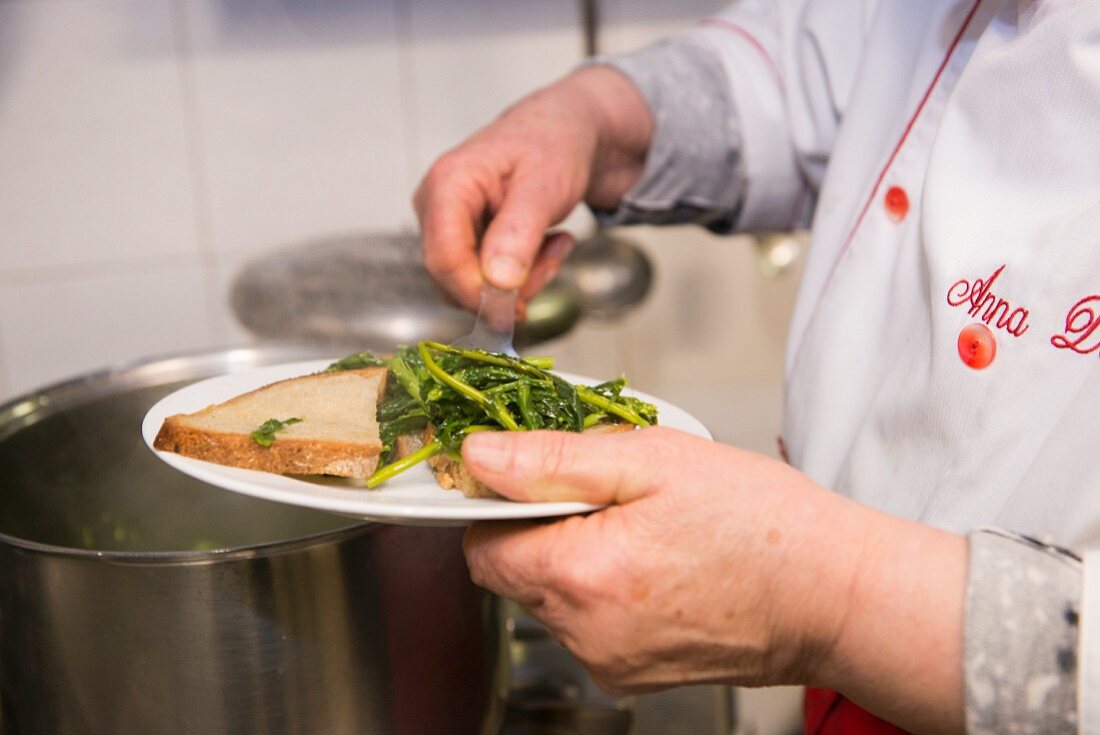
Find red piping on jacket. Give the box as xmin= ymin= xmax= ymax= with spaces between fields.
xmin=699 ymin=18 xmax=785 ymax=90
xmin=788 ymin=0 xmax=984 ymax=367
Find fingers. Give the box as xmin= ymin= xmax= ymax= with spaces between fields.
xmin=521 ymin=232 xmax=575 ymax=304
xmin=479 ymin=170 xmax=561 ymax=290
xmin=461 ymin=426 xmax=691 ymax=505
xmin=463 ymin=520 xmax=558 ymax=608
xmin=415 ymin=158 xmax=574 ymax=310
xmin=414 ymin=155 xmax=497 ymax=311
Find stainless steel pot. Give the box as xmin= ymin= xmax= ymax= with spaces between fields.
xmin=0 ymin=346 xmax=504 ymax=735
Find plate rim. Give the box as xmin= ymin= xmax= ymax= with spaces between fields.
xmin=142 ymin=358 xmax=712 ymax=524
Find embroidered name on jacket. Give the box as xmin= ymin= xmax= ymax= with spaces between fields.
xmin=1051 ymin=295 xmax=1100 ymax=358
xmin=947 ymin=264 xmax=1031 ymax=337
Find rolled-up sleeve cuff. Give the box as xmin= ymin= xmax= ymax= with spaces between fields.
xmin=1081 ymin=549 xmax=1100 ymax=734
xmin=965 ymin=529 xmax=1080 ymax=734
xmin=589 ymin=35 xmax=745 ymax=233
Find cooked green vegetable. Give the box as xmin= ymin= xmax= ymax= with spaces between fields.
xmin=324 ymin=352 xmax=389 ymax=372
xmin=326 ymin=341 xmax=657 ymax=489
xmin=250 ymin=417 xmax=303 ymax=447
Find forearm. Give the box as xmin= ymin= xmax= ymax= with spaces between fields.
xmin=814 ymin=507 xmax=967 ymax=734
xmin=566 ymin=66 xmax=653 ymax=210
xmin=806 ymin=505 xmax=1083 ymax=735
xmin=500 ymin=66 xmax=653 ymax=212
xmin=590 ymin=36 xmax=748 ymax=232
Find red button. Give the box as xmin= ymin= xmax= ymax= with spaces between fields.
xmin=884 ymin=186 xmax=909 ymax=222
xmin=958 ymin=323 xmax=996 ymax=369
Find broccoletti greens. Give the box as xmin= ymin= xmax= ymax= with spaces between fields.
xmin=326 ymin=341 xmax=658 ymax=488
xmin=250 ymin=417 xmax=303 ymax=447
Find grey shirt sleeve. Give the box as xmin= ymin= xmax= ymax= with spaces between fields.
xmin=591 ymin=36 xmax=746 ymax=233
xmin=965 ymin=529 xmax=1081 ymax=734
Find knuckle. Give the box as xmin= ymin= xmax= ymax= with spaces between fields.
xmin=421 ymin=243 xmax=465 ymax=280
xmin=630 ymin=426 xmax=680 ymax=474
xmin=540 ymin=531 xmax=576 ymax=589
xmin=548 ymin=545 xmax=611 ymax=603
xmin=420 ymin=242 xmax=448 ymax=271
xmin=532 ymin=432 xmax=571 ymax=481
xmin=462 ymin=544 xmax=490 ymax=590
xmin=492 ymin=214 xmax=530 ymax=241
xmin=427 ymin=152 xmax=462 ymax=183
xmin=575 ymin=647 xmax=632 ymax=693
xmin=548 ymin=556 xmax=585 ymax=597
xmin=466 ymin=560 xmax=488 ymax=590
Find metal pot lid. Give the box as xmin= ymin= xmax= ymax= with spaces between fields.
xmin=230 ymin=232 xmax=584 ymax=348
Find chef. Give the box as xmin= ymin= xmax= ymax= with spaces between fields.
xmin=413 ymin=1 xmax=1099 ymax=733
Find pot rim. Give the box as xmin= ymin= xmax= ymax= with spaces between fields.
xmin=0 ymin=343 xmax=379 ymax=564
xmin=0 ymin=519 xmax=375 ymax=565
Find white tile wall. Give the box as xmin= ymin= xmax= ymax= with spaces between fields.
xmin=178 ymin=0 xmax=414 ymax=346
xmin=0 ymin=255 xmax=212 ymax=397
xmin=0 ymin=0 xmax=734 ymax=402
xmin=206 ymin=244 xmax=267 ymax=347
xmin=181 ymin=0 xmax=413 ymax=255
xmin=0 ymin=0 xmax=204 ymax=400
xmin=404 ymin=0 xmax=581 ymax=181
xmin=598 ymin=0 xmax=728 ymax=54
xmin=0 ymin=0 xmax=200 ymax=272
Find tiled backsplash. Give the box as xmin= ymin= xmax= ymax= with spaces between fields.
xmin=0 ymin=0 xmax=731 ymax=401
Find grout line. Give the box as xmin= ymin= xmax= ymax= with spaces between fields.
xmin=0 ymin=0 xmax=107 ymax=5
xmin=0 ymin=317 xmax=11 ymax=402
xmin=0 ymin=252 xmax=204 ymax=288
xmin=169 ymin=0 xmax=222 ymax=341
xmin=394 ymin=0 xmax=423 ymax=222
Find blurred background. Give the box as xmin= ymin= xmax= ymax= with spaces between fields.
xmin=0 ymin=0 xmax=806 ymax=731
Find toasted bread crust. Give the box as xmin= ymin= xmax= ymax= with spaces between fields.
xmin=155 ymin=419 xmax=382 ymax=477
xmin=153 ymin=367 xmax=387 ymax=479
xmin=428 ymin=452 xmax=499 ymax=499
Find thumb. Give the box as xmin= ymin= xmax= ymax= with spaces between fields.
xmin=461 ymin=427 xmax=682 ymax=505
xmin=480 ymin=172 xmax=564 ymax=290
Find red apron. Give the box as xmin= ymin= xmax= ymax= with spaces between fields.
xmin=804 ymin=688 xmax=910 ymax=735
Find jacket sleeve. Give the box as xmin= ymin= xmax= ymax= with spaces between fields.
xmin=965 ymin=529 xmax=1081 ymax=734
xmin=596 ymin=0 xmax=877 ymax=233
xmin=1081 ymin=550 xmax=1100 ymax=734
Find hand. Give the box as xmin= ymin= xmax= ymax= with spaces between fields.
xmin=413 ymin=66 xmax=653 ymax=312
xmin=460 ymin=428 xmax=968 ymax=734
xmin=462 ymin=427 xmax=849 ymax=691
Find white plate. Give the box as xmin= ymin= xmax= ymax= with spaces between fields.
xmin=143 ymin=359 xmax=711 ymax=525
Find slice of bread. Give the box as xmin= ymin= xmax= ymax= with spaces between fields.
xmin=154 ymin=367 xmax=389 ymax=478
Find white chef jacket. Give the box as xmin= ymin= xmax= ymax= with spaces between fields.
xmin=604 ymin=0 xmax=1100 ymax=730
xmin=694 ymin=0 xmax=1100 ymax=545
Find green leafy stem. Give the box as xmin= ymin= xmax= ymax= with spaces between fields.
xmin=324 ymin=342 xmax=658 ymax=489
xmin=251 ymin=417 xmax=303 ymax=447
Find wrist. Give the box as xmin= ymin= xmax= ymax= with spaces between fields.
xmin=565 ymin=66 xmax=653 ymax=208
xmin=759 ymin=486 xmax=882 ymax=687
xmin=812 ymin=505 xmax=968 ymax=734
